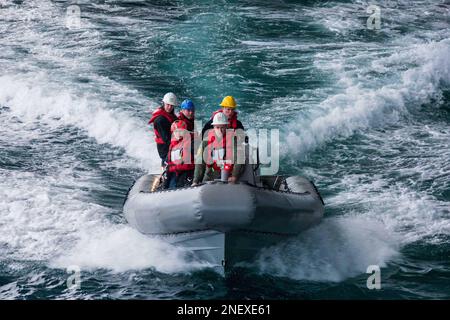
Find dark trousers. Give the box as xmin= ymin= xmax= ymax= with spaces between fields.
xmin=157 ymin=143 xmax=169 ymax=167
xmin=165 ymin=170 xmax=194 ymax=189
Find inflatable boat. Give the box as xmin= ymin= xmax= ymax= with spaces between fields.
xmin=123 ymin=163 xmax=325 ymax=270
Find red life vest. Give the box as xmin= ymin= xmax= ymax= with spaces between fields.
xmin=178 ymin=112 xmax=199 ymax=146
xmin=205 ymin=129 xmax=235 ymax=172
xmin=148 ymin=107 xmax=177 ymax=144
xmin=211 ymin=109 xmax=238 ymax=129
xmin=167 ymin=137 xmax=194 ymax=174
xmin=178 ymin=112 xmax=194 ymax=132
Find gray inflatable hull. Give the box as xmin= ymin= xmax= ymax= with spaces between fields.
xmin=123 ymin=174 xmax=324 ymax=269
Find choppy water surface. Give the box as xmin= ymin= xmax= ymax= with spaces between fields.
xmin=0 ymin=0 xmax=449 ymax=299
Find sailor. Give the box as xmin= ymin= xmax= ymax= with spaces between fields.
xmin=148 ymin=92 xmax=178 ymax=168
xmin=178 ymin=99 xmax=195 ymax=131
xmin=201 ymin=96 xmax=244 ymax=138
xmin=192 ymin=113 xmax=244 ymax=186
xmin=166 ymin=120 xmax=195 ymax=189
xmin=177 ymin=98 xmax=197 ymax=178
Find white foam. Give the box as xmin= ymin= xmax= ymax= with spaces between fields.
xmin=303 ymin=4 xmax=363 ymax=35
xmin=255 ymin=217 xmax=399 ymax=282
xmin=0 ymin=170 xmax=102 ymax=261
xmin=51 ymin=227 xmax=207 ymax=273
xmin=285 ymin=39 xmax=450 ymax=155
xmin=0 ymin=169 xmax=205 ymax=273
xmin=0 ymin=0 xmax=193 ymax=275
xmin=0 ymin=73 xmax=159 ymax=171
xmin=327 ymin=175 xmax=450 ymax=245
xmin=0 ymin=282 xmax=21 ymax=300
xmin=0 ymin=0 xmax=162 ymax=171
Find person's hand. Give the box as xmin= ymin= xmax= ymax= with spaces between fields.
xmin=228 ymin=176 xmax=237 ymax=184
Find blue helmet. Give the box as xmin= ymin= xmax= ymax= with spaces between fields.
xmin=180 ymin=99 xmax=195 ymax=111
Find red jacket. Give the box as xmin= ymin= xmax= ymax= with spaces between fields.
xmin=148 ymin=107 xmax=177 ymax=144
xmin=178 ymin=112 xmax=194 ymax=132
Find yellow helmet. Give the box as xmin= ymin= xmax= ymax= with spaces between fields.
xmin=219 ymin=96 xmax=237 ymax=109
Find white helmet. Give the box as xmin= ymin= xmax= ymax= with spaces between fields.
xmin=162 ymin=92 xmax=178 ymax=106
xmin=212 ymin=112 xmax=228 ymax=126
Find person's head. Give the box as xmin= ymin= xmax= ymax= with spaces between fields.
xmin=219 ymin=96 xmax=237 ymax=118
xmin=180 ymin=99 xmax=195 ymax=119
xmin=211 ymin=112 xmax=228 ymax=137
xmin=222 ymin=107 xmax=234 ymax=118
xmin=162 ymin=92 xmax=178 ymax=113
xmin=171 ymin=120 xmax=187 ymax=141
